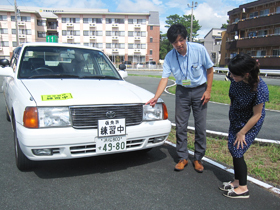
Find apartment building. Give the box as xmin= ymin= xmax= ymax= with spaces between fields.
xmin=203 ymin=28 xmax=226 ymax=66
xmin=224 ymin=0 xmax=280 ymax=69
xmin=0 ymin=5 xmax=160 ymax=65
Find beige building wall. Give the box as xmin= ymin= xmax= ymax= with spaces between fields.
xmin=0 ymin=6 xmax=160 ymax=65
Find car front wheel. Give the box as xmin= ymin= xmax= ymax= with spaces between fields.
xmin=13 ymin=117 xmax=34 ymax=171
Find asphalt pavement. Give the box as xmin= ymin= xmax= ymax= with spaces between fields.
xmin=0 ymin=75 xmax=280 ymax=209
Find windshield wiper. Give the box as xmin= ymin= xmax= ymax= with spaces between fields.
xmin=79 ymin=75 xmax=120 ymax=80
xmin=28 ymin=74 xmax=81 ymax=79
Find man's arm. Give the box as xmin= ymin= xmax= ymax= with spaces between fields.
xmin=201 ymin=66 xmax=214 ymax=105
xmin=146 ymin=78 xmax=169 ymax=107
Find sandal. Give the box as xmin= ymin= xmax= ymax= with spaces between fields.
xmin=223 ymin=189 xmax=250 ymax=199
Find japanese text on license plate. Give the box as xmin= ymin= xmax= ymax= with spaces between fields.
xmin=98 ymin=118 xmax=126 ymax=137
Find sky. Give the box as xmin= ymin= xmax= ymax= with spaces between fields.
xmin=1 ymin=0 xmax=254 ymax=38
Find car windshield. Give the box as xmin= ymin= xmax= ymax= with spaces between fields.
xmin=18 ymin=46 xmax=122 ymax=80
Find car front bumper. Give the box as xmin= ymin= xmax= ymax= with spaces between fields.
xmin=16 ymin=120 xmax=171 ymax=161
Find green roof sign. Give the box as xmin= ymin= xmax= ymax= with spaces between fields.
xmin=46 ymin=35 xmax=58 ymax=43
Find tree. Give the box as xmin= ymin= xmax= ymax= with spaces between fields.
xmin=221 ymin=20 xmax=229 ymax=29
xmin=159 ymin=34 xmax=173 ymax=60
xmin=165 ymin=14 xmax=201 ymax=40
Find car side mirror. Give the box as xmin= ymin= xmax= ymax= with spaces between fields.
xmin=119 ymin=64 xmax=126 ymax=70
xmin=0 ymin=59 xmax=10 ymax=67
xmin=0 ymin=59 xmax=14 ymax=77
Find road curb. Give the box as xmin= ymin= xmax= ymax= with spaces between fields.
xmin=165 ymin=140 xmax=280 ymax=197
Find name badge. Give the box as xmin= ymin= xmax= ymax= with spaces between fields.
xmin=182 ymin=78 xmax=191 ymax=86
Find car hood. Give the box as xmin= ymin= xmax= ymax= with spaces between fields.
xmin=22 ymin=79 xmax=154 ymax=106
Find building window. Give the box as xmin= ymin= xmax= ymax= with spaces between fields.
xmin=37 ymin=20 xmax=46 ymax=26
xmin=37 ymin=31 xmax=46 ymax=38
xmin=141 ymin=44 xmax=146 ymax=49
xmin=1 ymin=41 xmax=9 ymax=47
xmin=249 ymin=11 xmax=258 ymax=18
xmin=106 ymin=31 xmax=111 ymax=36
xmin=256 ymin=50 xmax=266 ymax=57
xmin=62 ymin=18 xmax=80 ymax=23
xmin=106 ymin=18 xmax=113 ymax=24
xmin=62 ymin=30 xmax=80 ymax=36
xmin=150 ymin=37 xmax=153 ymax=43
xmin=106 ymin=43 xmax=111 ymax=49
xmin=11 ymin=16 xmax=31 ymax=22
xmin=258 ymin=30 xmax=267 ymax=37
xmin=150 ymin=26 xmax=153 ymax=30
xmin=277 ymin=6 xmax=280 ymax=13
xmin=141 ymin=31 xmax=146 ymax=37
xmin=128 ymin=19 xmax=133 ymax=24
xmin=128 ymin=44 xmax=133 ymax=49
xmin=0 ymin=28 xmax=8 ymax=34
xmin=260 ymin=9 xmax=269 ymax=16
xmin=273 ymin=49 xmax=280 ymax=56
xmin=115 ymin=19 xmax=124 ymax=24
xmin=275 ymin=27 xmax=280 ymax=35
xmin=0 ymin=15 xmax=7 ymax=21
xmin=150 ymin=49 xmax=153 ymax=55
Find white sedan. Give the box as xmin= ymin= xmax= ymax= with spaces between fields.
xmin=0 ymin=43 xmax=171 ymax=171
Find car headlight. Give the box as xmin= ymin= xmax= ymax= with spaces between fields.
xmin=143 ymin=103 xmax=168 ymax=121
xmin=38 ymin=107 xmax=71 ymax=128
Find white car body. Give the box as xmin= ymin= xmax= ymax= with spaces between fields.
xmin=0 ymin=43 xmax=171 ymax=170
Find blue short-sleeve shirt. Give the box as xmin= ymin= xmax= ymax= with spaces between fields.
xmin=162 ymin=42 xmax=214 ymax=88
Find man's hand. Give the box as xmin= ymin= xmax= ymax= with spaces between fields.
xmin=145 ymin=97 xmax=158 ymax=107
xmin=201 ymin=90 xmax=211 ymax=106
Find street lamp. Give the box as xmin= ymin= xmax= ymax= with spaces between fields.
xmin=187 ymin=1 xmax=198 ymax=42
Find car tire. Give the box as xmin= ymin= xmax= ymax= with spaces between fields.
xmin=13 ymin=117 xmax=34 ymax=171
xmin=6 ymin=109 xmax=11 ymax=122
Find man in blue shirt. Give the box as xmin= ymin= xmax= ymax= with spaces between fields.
xmin=146 ymin=23 xmax=214 ymax=173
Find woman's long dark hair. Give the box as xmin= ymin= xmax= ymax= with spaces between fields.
xmin=228 ymin=53 xmax=260 ymax=92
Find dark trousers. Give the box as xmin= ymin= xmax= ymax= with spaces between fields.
xmin=175 ymin=84 xmax=207 ymax=161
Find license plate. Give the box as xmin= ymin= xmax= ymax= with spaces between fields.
xmin=96 ymin=136 xmax=126 ymax=154
xmin=98 ymin=118 xmax=126 ymax=137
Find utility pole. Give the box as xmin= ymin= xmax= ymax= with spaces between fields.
xmin=14 ymin=0 xmax=19 ymax=46
xmin=187 ymin=1 xmax=198 ymax=42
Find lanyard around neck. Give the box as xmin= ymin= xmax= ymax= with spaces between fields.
xmin=175 ymin=50 xmax=188 ymax=78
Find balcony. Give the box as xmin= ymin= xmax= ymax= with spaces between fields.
xmin=89 ymin=36 xmax=96 ymax=39
xmin=18 ymin=22 xmax=25 ymax=26
xmin=134 ymin=24 xmax=141 ymax=28
xmin=227 ymin=13 xmax=280 ymax=33
xmin=226 ymin=23 xmax=238 ymax=33
xmin=112 ymin=36 xmax=119 ymax=40
xmin=112 ymin=49 xmax=118 ymax=52
xmin=66 ymin=23 xmax=74 ymax=27
xmin=134 ymin=37 xmax=141 ymax=40
xmin=236 ymin=35 xmax=280 ymax=48
xmin=226 ymin=35 xmax=280 ymax=50
xmin=112 ymin=24 xmax=119 ymax=28
xmin=238 ymin=13 xmax=280 ymax=30
xmin=19 ymin=34 xmax=26 ymax=39
xmin=67 ymin=35 xmax=74 ymax=39
xmin=89 ymin=23 xmax=96 ymax=27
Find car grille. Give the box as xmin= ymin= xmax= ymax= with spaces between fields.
xmin=70 ymin=104 xmax=143 ymax=128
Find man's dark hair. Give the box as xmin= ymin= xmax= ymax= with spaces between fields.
xmin=167 ymin=23 xmax=188 ymax=43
